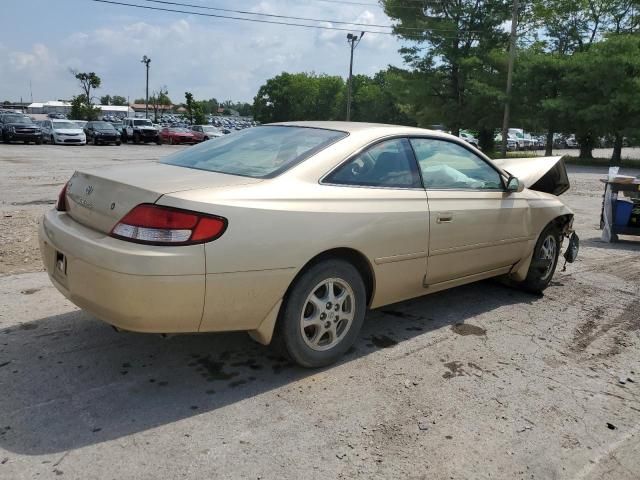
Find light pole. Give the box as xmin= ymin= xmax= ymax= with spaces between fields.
xmin=141 ymin=55 xmax=151 ymax=119
xmin=346 ymin=31 xmax=364 ymax=122
xmin=500 ymin=0 xmax=519 ymax=157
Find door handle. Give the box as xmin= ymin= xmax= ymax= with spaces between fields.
xmin=436 ymin=213 xmax=453 ymax=223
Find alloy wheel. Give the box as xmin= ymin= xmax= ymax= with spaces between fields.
xmin=539 ymin=234 xmax=557 ymax=280
xmin=300 ymin=278 xmax=355 ymax=352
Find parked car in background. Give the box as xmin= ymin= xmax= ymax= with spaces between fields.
xmin=84 ymin=121 xmax=121 ymax=146
xmin=565 ymin=135 xmax=578 ymax=148
xmin=191 ymin=125 xmax=224 ymax=142
xmin=42 ymin=119 xmax=86 ymax=145
xmin=459 ymin=131 xmax=479 ymax=148
xmin=40 ymin=122 xmax=577 ymax=368
xmin=110 ymin=121 xmax=124 ymax=136
xmin=160 ymin=127 xmax=196 ymax=144
xmin=494 ymin=133 xmax=518 ymax=151
xmin=0 ymin=113 xmax=43 ymax=144
xmin=122 ymin=118 xmax=161 ymax=144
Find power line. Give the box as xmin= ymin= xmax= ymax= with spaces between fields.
xmin=138 ymin=0 xmax=474 ymax=32
xmin=140 ymin=0 xmax=397 ymax=29
xmin=94 ymin=0 xmax=489 ymax=36
xmin=91 ymin=0 xmax=397 ymax=34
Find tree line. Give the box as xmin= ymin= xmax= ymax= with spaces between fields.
xmin=252 ymin=0 xmax=640 ymax=164
xmin=67 ymin=70 xmax=252 ymax=123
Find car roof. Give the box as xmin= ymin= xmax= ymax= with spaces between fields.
xmin=268 ymin=121 xmax=452 ymax=138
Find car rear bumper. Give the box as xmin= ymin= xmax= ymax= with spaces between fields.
xmin=38 ymin=210 xmax=206 ymax=333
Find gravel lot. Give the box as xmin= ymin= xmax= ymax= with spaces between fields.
xmin=1 ymin=144 xmax=639 ymax=480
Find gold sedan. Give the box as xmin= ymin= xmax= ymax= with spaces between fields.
xmin=39 ymin=122 xmax=578 ymax=367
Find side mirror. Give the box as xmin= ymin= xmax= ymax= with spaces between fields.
xmin=506 ymin=176 xmax=524 ymax=193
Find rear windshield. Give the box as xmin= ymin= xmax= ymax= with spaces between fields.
xmin=160 ymin=125 xmax=347 ymax=178
xmin=134 ymin=120 xmax=153 ymax=126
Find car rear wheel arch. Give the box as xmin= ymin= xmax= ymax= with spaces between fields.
xmin=288 ymin=248 xmax=375 ymax=308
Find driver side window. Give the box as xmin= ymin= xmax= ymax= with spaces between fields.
xmin=325 ymin=138 xmax=421 ymax=188
xmin=410 ymin=138 xmax=503 ymax=190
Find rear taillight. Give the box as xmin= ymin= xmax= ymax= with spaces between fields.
xmin=110 ymin=204 xmax=227 ymax=246
xmin=56 ymin=182 xmax=69 ymax=212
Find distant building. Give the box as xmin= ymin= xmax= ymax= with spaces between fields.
xmin=130 ymin=103 xmax=173 ymax=114
xmin=28 ymin=100 xmax=71 ymax=115
xmin=26 ymin=101 xmax=133 ymax=117
xmin=99 ymin=105 xmax=134 ymax=116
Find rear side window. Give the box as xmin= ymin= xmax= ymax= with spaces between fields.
xmin=325 ymin=138 xmax=421 ymax=188
xmin=161 ymin=125 xmax=347 ymax=178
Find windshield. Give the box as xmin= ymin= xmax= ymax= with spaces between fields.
xmin=53 ymin=122 xmax=78 ymax=130
xmin=161 ymin=125 xmax=347 ymax=178
xmin=2 ymin=115 xmax=31 ymax=124
xmin=94 ymin=122 xmax=115 ymax=131
xmin=202 ymin=126 xmax=218 ymax=132
xmin=134 ymin=120 xmax=153 ymax=127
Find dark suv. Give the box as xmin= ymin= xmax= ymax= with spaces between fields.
xmin=84 ymin=121 xmax=121 ymax=145
xmin=122 ymin=118 xmax=161 ymax=144
xmin=0 ymin=114 xmax=43 ymax=144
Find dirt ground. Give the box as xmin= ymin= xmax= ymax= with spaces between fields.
xmin=0 ymin=144 xmax=639 ymax=480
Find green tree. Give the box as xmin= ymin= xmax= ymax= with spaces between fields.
xmin=72 ymin=71 xmax=101 ymax=106
xmin=559 ymin=34 xmax=640 ymax=163
xmin=69 ymin=94 xmax=100 ymax=120
xmin=184 ymin=92 xmax=206 ymax=124
xmin=253 ymin=72 xmax=345 ymax=123
xmin=100 ymin=95 xmax=112 ymax=105
xmin=512 ymin=49 xmax=568 ymax=155
xmin=530 ymin=0 xmax=640 ymax=156
xmin=111 ymin=95 xmax=128 ymax=106
xmin=350 ymin=70 xmax=416 ymax=126
xmin=70 ymin=70 xmax=101 ymax=120
xmin=382 ymin=0 xmax=512 ymax=136
xmin=150 ymin=87 xmax=171 ymax=121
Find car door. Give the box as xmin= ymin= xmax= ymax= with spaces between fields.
xmin=322 ymin=137 xmax=430 ymax=307
xmin=125 ymin=120 xmax=134 ymax=138
xmin=409 ymin=137 xmax=532 ymax=286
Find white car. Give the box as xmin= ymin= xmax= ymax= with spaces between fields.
xmin=459 ymin=132 xmax=479 ymax=148
xmin=43 ymin=119 xmax=86 ymax=145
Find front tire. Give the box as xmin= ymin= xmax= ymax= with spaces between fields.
xmin=275 ymin=260 xmax=366 ymax=368
xmin=518 ymin=223 xmax=561 ymax=294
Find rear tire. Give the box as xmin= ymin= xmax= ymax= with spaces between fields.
xmin=274 ymin=260 xmax=366 ymax=368
xmin=517 ymin=223 xmax=561 ymax=294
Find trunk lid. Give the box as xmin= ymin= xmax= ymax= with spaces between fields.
xmin=492 ymin=156 xmax=570 ymax=196
xmin=65 ymin=162 xmax=261 ymax=234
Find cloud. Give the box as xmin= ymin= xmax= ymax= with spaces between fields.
xmin=0 ymin=1 xmax=404 ymax=103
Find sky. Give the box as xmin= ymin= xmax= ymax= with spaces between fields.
xmin=1 ymin=0 xmax=407 ymax=104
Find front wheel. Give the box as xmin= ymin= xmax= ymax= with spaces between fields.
xmin=275 ymin=260 xmax=366 ymax=368
xmin=517 ymin=224 xmax=561 ymax=294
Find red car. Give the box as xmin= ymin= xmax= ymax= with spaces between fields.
xmin=160 ymin=127 xmax=196 ymax=145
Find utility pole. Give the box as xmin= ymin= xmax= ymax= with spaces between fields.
xmin=346 ymin=31 xmax=364 ymax=122
xmin=500 ymin=0 xmax=519 ymax=157
xmin=141 ymin=55 xmax=151 ymax=119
